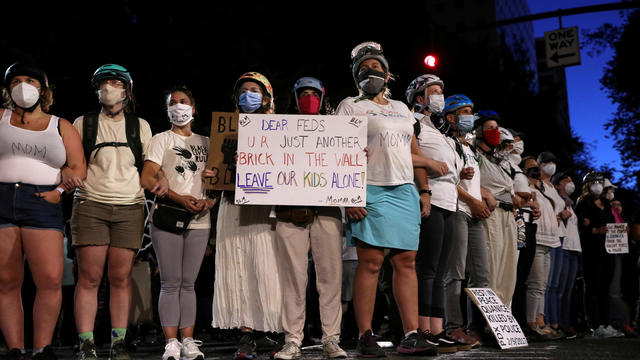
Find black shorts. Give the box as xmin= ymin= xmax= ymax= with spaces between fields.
xmin=0 ymin=182 xmax=64 ymax=233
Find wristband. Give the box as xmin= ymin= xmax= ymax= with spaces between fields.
xmin=55 ymin=187 xmax=65 ymax=195
xmin=419 ymin=189 xmax=432 ymax=196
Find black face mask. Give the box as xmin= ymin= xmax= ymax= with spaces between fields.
xmin=526 ymin=167 xmax=541 ymax=180
xmin=357 ymin=68 xmax=386 ymax=95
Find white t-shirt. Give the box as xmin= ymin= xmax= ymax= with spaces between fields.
xmin=335 ymin=97 xmax=414 ymax=186
xmin=533 ymin=186 xmax=561 ymax=248
xmin=478 ymin=152 xmax=514 ymax=203
xmin=145 ymin=130 xmax=211 ymax=229
xmin=543 ymin=181 xmax=567 ymax=237
xmin=563 ymin=204 xmax=582 ymax=252
xmin=415 ymin=114 xmax=459 ymax=212
xmin=458 ymin=141 xmax=482 ymax=217
xmin=74 ymin=112 xmax=152 ymax=205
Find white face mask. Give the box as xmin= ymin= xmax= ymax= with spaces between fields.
xmin=606 ymin=190 xmax=615 ymax=200
xmin=428 ymin=94 xmax=445 ymax=113
xmin=98 ymin=84 xmax=125 ymax=106
xmin=590 ymin=183 xmax=603 ymax=196
xmin=541 ymin=163 xmax=556 ymax=176
xmin=509 ymin=153 xmax=522 ymax=166
xmin=11 ymin=82 xmax=40 ymax=109
xmin=167 ymin=103 xmax=194 ymax=126
xmin=565 ymin=182 xmax=575 ymax=195
xmin=512 ymin=140 xmax=524 ymax=155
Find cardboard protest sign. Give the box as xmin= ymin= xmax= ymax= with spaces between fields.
xmin=606 ymin=223 xmax=629 ymax=254
xmin=465 ymin=288 xmax=528 ymax=349
xmin=205 ymin=112 xmax=238 ymax=191
xmin=234 ymin=113 xmax=367 ymax=206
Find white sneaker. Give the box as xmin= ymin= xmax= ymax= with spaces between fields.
xmin=605 ymin=325 xmax=625 ymax=338
xmin=181 ymin=337 xmax=205 ymax=360
xmin=323 ymin=339 xmax=347 ymax=358
xmin=162 ymin=338 xmax=182 ymax=360
xmin=274 ymin=341 xmax=301 ymax=360
xmin=593 ymin=325 xmax=615 ymax=338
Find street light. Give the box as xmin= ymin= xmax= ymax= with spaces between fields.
xmin=424 ymin=55 xmax=437 ymax=68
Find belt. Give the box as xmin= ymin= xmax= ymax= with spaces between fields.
xmin=275 ymin=206 xmax=317 ymax=226
xmin=498 ymin=202 xmax=514 ymax=212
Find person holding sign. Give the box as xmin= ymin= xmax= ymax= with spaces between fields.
xmin=575 ymin=171 xmax=617 ymax=337
xmin=272 ymin=77 xmax=347 ymax=360
xmin=211 ymin=72 xmax=282 ymax=360
xmin=336 ymin=41 xmax=435 ymax=358
xmin=140 ymin=86 xmax=215 ymax=360
xmin=71 ymin=64 xmax=153 ymax=360
xmin=0 ymin=62 xmax=86 ymax=360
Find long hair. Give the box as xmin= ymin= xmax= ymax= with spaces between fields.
xmin=2 ymin=85 xmax=54 ymax=112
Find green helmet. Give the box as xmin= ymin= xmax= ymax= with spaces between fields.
xmin=91 ymin=64 xmax=132 ymax=89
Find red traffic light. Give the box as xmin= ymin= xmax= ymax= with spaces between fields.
xmin=424 ymin=55 xmax=437 ymax=68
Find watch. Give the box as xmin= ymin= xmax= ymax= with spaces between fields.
xmin=419 ymin=189 xmax=432 ymax=196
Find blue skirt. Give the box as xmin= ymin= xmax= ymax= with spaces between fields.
xmin=347 ymin=184 xmax=420 ymax=251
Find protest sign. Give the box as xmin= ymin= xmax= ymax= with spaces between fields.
xmin=465 ymin=288 xmax=528 ymax=349
xmin=205 ymin=112 xmax=238 ymax=190
xmin=606 ymin=223 xmax=629 ymax=254
xmin=234 ymin=113 xmax=367 ymax=206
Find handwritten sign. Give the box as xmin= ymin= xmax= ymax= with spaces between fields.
xmin=606 ymin=223 xmax=629 ymax=254
xmin=205 ymin=112 xmax=238 ymax=190
xmin=234 ymin=114 xmax=367 ymax=206
xmin=465 ymin=288 xmax=528 ymax=349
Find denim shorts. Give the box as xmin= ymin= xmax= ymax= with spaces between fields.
xmin=0 ymin=182 xmax=64 ymax=233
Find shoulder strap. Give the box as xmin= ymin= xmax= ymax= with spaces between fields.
xmin=124 ymin=112 xmax=143 ymax=173
xmin=82 ymin=111 xmax=100 ymax=165
xmin=413 ymin=119 xmax=421 ymax=137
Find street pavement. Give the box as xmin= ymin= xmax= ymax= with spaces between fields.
xmin=16 ymin=336 xmax=639 ymax=359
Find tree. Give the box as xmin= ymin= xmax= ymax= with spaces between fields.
xmin=584 ymin=9 xmax=640 ymax=192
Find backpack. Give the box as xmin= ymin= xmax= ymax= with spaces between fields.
xmin=82 ymin=111 xmax=143 ymax=173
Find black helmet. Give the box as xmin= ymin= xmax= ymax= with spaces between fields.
xmin=350 ymin=41 xmax=389 ymax=86
xmin=4 ymin=62 xmax=49 ymax=88
xmin=582 ymin=171 xmax=604 ymax=184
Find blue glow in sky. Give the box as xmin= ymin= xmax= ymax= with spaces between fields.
xmin=527 ymin=0 xmax=627 ymax=181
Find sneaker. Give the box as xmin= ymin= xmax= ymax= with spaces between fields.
xmin=356 ymin=330 xmax=386 ymax=358
xmin=395 ymin=331 xmax=436 ymax=356
xmin=541 ymin=326 xmax=565 ymax=340
xmin=528 ymin=325 xmax=553 ymax=341
xmin=448 ymin=327 xmax=480 ymax=349
xmin=322 ymin=339 xmax=347 ymax=358
xmin=563 ymin=327 xmax=578 ymax=340
xmin=234 ymin=332 xmax=257 ymax=360
xmin=33 ymin=346 xmax=57 ymax=360
xmin=274 ymin=341 xmax=301 ymax=360
xmin=592 ymin=325 xmax=615 ymax=338
xmin=182 ymin=338 xmax=204 ymax=360
xmin=7 ymin=349 xmax=28 ymax=360
xmin=466 ymin=329 xmax=484 ymax=347
xmin=423 ymin=330 xmax=457 ymax=354
xmin=162 ymin=339 xmax=182 ymax=360
xmin=605 ymin=325 xmax=625 ymax=338
xmin=623 ymin=324 xmax=639 ymax=338
xmin=77 ymin=340 xmax=98 ymax=360
xmin=109 ymin=340 xmax=131 ymax=360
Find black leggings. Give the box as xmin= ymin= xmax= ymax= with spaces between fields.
xmin=512 ymin=222 xmax=538 ymax=326
xmin=416 ymin=205 xmax=454 ymax=318
xmin=583 ymin=241 xmax=615 ymax=327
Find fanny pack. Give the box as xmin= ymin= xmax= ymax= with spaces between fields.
xmin=152 ymin=198 xmax=194 ymax=234
xmin=498 ymin=201 xmax=514 ymax=212
xmin=276 ymin=206 xmax=316 ymax=226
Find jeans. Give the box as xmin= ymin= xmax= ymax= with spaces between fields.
xmin=557 ymin=250 xmax=579 ymax=328
xmin=545 ymin=244 xmax=564 ymax=325
xmin=444 ymin=211 xmax=490 ymax=331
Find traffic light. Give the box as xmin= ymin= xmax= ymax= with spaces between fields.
xmin=424 ymin=55 xmax=437 ymax=68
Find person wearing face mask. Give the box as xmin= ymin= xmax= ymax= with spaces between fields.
xmin=440 ymin=95 xmax=491 ymax=349
xmin=71 ymin=64 xmax=153 ymax=360
xmin=335 ymin=42 xmax=436 ymax=358
xmin=536 ymin=152 xmax=568 ymax=338
xmin=473 ymin=110 xmax=525 ymax=308
xmin=575 ymin=172 xmax=618 ymax=337
xmin=0 ymin=62 xmax=86 ymax=360
xmin=552 ymin=172 xmax=582 ymax=339
xmin=139 ymin=86 xmax=215 ymax=360
xmin=272 ymin=77 xmax=347 ymax=360
xmin=408 ymin=89 xmax=471 ymax=353
xmin=212 ymin=72 xmax=283 ymax=360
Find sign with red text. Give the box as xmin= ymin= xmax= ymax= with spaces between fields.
xmin=205 ymin=112 xmax=238 ymax=191
xmin=235 ymin=114 xmax=367 ymax=206
xmin=465 ymin=288 xmax=528 ymax=349
xmin=606 ymin=223 xmax=629 ymax=254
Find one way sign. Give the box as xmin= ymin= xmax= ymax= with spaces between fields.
xmin=544 ymin=26 xmax=581 ymax=68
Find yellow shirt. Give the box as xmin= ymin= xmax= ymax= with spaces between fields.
xmin=73 ymin=111 xmax=152 ymax=205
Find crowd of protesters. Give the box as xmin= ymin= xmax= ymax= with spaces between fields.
xmin=1 ymin=41 xmax=639 ymax=360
